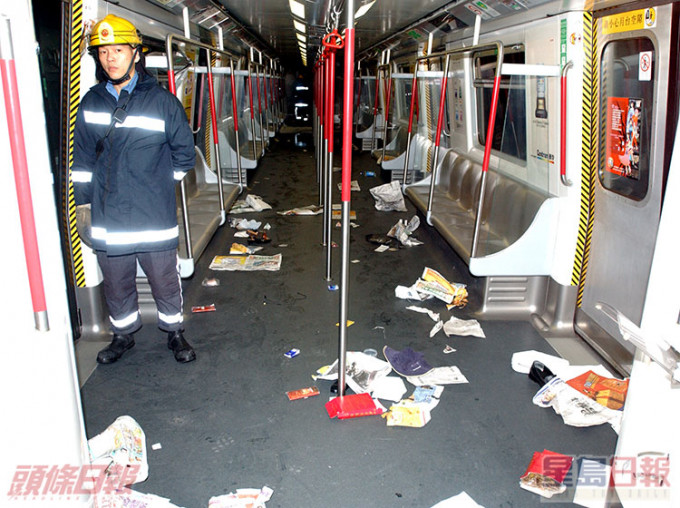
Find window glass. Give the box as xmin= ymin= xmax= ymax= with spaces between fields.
xmin=474 ymin=49 xmax=526 ymax=161
xmin=599 ymin=38 xmax=654 ymax=200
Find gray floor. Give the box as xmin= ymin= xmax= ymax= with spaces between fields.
xmin=80 ymin=133 xmax=618 ymax=508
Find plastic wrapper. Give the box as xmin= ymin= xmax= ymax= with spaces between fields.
xmin=533 ymin=377 xmax=622 ymax=432
xmin=369 ymin=181 xmax=407 ymax=212
xmin=387 ymin=215 xmax=422 ymax=246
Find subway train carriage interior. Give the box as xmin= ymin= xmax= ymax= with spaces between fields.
xmin=4 ymin=0 xmax=680 ymax=506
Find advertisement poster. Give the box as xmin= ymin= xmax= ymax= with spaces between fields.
xmin=606 ymin=97 xmax=642 ymax=179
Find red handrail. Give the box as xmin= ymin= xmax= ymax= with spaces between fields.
xmin=2 ymin=27 xmax=49 ymax=331
xmin=342 ymin=28 xmax=355 ymax=202
xmin=481 ymin=75 xmax=501 ymax=174
xmin=433 ymin=65 xmax=449 ymax=148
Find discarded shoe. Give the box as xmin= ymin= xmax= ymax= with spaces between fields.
xmin=528 ymin=360 xmax=555 ymax=386
xmin=97 ymin=334 xmax=135 ymax=364
xmin=167 ymin=331 xmax=196 ymax=363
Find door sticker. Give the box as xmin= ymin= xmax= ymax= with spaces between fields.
xmin=606 ymin=97 xmax=642 ymax=180
xmin=602 ymin=8 xmax=656 ymax=34
xmin=639 ymin=51 xmax=652 ymax=81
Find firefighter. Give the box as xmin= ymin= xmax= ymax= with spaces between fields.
xmin=72 ymin=14 xmax=196 ymax=364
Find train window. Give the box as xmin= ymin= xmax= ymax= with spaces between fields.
xmin=473 ymin=48 xmax=527 ymax=161
xmin=598 ymin=37 xmax=654 ymax=201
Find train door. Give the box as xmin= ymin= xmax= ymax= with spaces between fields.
xmin=575 ymin=4 xmax=676 ymax=375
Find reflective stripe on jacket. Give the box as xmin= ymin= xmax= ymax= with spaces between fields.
xmin=72 ymin=72 xmax=195 ymax=255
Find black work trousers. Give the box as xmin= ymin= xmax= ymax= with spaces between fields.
xmin=96 ymin=249 xmax=184 ymax=335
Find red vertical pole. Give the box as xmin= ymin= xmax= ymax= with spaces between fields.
xmin=2 ymin=26 xmax=49 ymax=331
xmin=341 ymin=32 xmax=355 ymax=202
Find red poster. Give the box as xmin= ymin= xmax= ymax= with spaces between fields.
xmin=606 ymin=97 xmax=642 ymax=180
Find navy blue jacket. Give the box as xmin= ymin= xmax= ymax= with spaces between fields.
xmin=72 ymin=72 xmax=195 ymax=255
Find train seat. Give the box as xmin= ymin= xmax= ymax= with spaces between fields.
xmin=405 ymin=151 xmax=547 ymax=263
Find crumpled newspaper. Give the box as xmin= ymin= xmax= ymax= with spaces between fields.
xmin=88 ymin=415 xmax=149 ymax=487
xmin=387 ymin=215 xmax=422 ymax=246
xmin=209 ymin=486 xmax=274 ymax=508
xmin=230 ymin=195 xmax=272 ymax=213
xmin=533 ymin=377 xmax=622 ymax=432
xmin=369 ymin=181 xmax=407 ymax=212
xmin=442 ymin=316 xmax=485 ymax=338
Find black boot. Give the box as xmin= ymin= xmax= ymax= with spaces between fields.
xmin=528 ymin=360 xmax=556 ymax=386
xmin=97 ymin=334 xmax=135 ymax=364
xmin=167 ymin=331 xmax=196 ymax=363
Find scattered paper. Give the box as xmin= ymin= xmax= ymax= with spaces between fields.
xmin=230 ymin=218 xmax=262 ymax=230
xmin=88 ymin=415 xmax=148 ymax=486
xmin=375 ymin=244 xmax=390 ymax=253
xmin=277 ymin=205 xmax=323 ymax=216
xmin=151 ymin=443 xmax=162 ymax=451
xmin=286 ymin=386 xmax=320 ymax=401
xmin=209 ymin=254 xmax=282 ymax=271
xmin=429 ymin=491 xmax=485 ymax=508
xmin=229 ymin=243 xmax=262 ymax=255
xmin=337 ymin=180 xmax=360 ymax=191
xmin=315 ymin=351 xmax=392 ymax=394
xmin=533 ymin=377 xmax=622 ymax=432
xmin=406 ymin=366 xmax=469 ymax=386
xmin=573 ymin=459 xmax=611 ymax=508
xmin=396 ymin=269 xmax=468 ymax=306
xmin=382 ymin=386 xmax=444 ymax=427
xmin=406 ymin=305 xmax=440 ymax=322
xmin=520 ymin=449 xmax=573 ymax=499
xmin=230 ymin=195 xmax=272 ymax=213
xmin=209 ymin=486 xmax=273 ymax=508
xmin=443 ymin=316 xmax=485 ymax=338
xmin=369 ymin=181 xmax=407 ymax=212
xmin=97 ymin=490 xmax=182 ymax=507
xmin=430 ymin=320 xmax=444 ymax=338
xmin=370 ymin=376 xmax=408 ymax=402
xmin=511 ymin=350 xmax=570 ymax=376
xmin=387 ymin=215 xmax=422 ymax=246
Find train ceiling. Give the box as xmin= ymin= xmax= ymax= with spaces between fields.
xmin=141 ymin=0 xmax=640 ymax=69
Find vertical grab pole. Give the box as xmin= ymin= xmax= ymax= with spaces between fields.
xmin=354 ymin=63 xmax=362 ymax=137
xmin=318 ymin=57 xmax=325 ymax=206
xmin=322 ymin=52 xmax=330 ymax=247
xmin=380 ymin=65 xmax=392 ymax=163
xmin=206 ymin=51 xmax=228 ymax=222
xmin=1 ymin=18 xmax=49 ymax=331
xmin=401 ymin=66 xmax=419 ymax=192
xmin=255 ymin=63 xmax=265 ymax=155
xmin=560 ymin=61 xmax=573 ymax=187
xmin=370 ymin=59 xmax=381 ymax=151
xmin=426 ymin=54 xmax=450 ymax=225
xmin=229 ymin=57 xmax=244 ymax=192
xmin=323 ymin=31 xmax=344 ymax=282
xmin=338 ymin=0 xmax=355 ymax=397
xmin=471 ymin=43 xmax=504 ymax=257
xmin=247 ymin=62 xmax=258 ymax=161
xmin=166 ymin=36 xmax=194 ymax=263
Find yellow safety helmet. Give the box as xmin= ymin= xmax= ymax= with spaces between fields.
xmin=89 ymin=14 xmax=142 ymax=49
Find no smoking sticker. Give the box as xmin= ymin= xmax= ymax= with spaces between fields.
xmin=639 ymin=51 xmax=652 ymax=81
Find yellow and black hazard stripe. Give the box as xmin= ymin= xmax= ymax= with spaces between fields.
xmin=571 ymin=11 xmax=597 ymax=306
xmin=67 ymin=0 xmax=85 ymax=287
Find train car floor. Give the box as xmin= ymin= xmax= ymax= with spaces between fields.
xmin=80 ymin=133 xmax=618 ymax=508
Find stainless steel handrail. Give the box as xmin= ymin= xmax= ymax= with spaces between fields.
xmin=165 ymin=33 xmax=243 ymax=270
